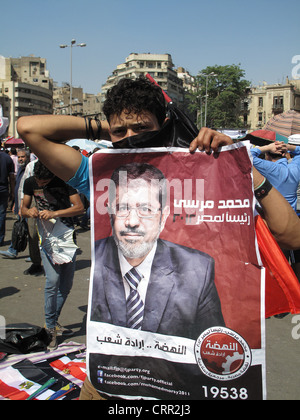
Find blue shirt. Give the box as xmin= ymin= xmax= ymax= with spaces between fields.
xmin=250 ymin=146 xmax=300 ymax=211
xmin=67 ymin=155 xmax=90 ymax=200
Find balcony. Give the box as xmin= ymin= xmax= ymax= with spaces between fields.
xmin=272 ymin=104 xmax=284 ymax=115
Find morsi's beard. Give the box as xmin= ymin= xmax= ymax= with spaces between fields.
xmin=112 ymin=226 xmax=160 ymax=260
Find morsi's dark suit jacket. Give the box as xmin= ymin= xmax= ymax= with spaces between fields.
xmin=91 ymin=237 xmax=225 ymax=340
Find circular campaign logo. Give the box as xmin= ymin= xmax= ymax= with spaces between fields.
xmin=194 ymin=327 xmax=252 ymax=381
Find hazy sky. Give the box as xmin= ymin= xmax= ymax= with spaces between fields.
xmin=2 ymin=0 xmax=300 ymax=94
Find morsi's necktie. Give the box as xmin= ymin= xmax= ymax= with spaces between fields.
xmin=124 ymin=267 xmax=144 ymax=330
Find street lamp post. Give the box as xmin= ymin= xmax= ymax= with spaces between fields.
xmin=196 ymin=94 xmax=206 ymax=129
xmin=59 ymin=39 xmax=86 ymax=115
xmin=198 ymin=72 xmax=217 ymax=126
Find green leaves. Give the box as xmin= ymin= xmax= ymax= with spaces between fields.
xmin=187 ymin=64 xmax=250 ymax=129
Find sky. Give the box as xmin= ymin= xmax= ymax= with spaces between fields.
xmin=1 ymin=0 xmax=300 ymax=94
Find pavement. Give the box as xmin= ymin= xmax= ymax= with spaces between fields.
xmin=0 ymin=211 xmax=90 ymax=345
xmin=0 ymin=211 xmax=299 ymax=400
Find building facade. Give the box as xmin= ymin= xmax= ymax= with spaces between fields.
xmin=246 ymin=78 xmax=300 ymax=131
xmin=53 ymin=84 xmax=83 ymax=116
xmin=53 ymin=83 xmax=104 ymax=118
xmin=101 ymin=53 xmax=185 ymax=106
xmin=0 ymin=55 xmax=53 ymax=137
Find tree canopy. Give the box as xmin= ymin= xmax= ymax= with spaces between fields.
xmin=187 ymin=64 xmax=250 ymax=129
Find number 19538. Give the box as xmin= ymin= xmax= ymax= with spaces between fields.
xmin=202 ymin=386 xmax=248 ymax=400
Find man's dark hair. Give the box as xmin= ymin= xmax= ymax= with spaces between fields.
xmin=103 ymin=76 xmax=166 ymax=127
xmin=266 ymin=151 xmax=286 ymax=161
xmin=34 ymin=160 xmax=54 ymax=180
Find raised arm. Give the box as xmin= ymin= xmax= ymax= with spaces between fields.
xmin=17 ymin=115 xmax=110 ymax=182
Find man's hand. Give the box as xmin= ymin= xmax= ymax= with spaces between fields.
xmin=189 ymin=127 xmax=233 ymax=153
xmin=27 ymin=207 xmax=39 ymax=219
xmin=39 ymin=209 xmax=56 ymax=221
xmin=274 ymin=141 xmax=287 ymax=155
xmin=259 ymin=141 xmax=287 ymax=156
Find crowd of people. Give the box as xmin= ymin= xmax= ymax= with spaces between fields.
xmin=1 ymin=76 xmax=300 ymax=400
xmin=0 ymin=144 xmax=95 ymax=349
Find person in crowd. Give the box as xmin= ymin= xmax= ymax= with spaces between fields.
xmin=21 ymin=161 xmax=84 ymax=350
xmin=8 ymin=147 xmax=19 ymax=175
xmin=288 ymin=135 xmax=300 ymax=216
xmin=251 ymin=141 xmax=300 ymax=211
xmin=0 ymin=149 xmax=30 ymax=258
xmin=20 ymin=158 xmax=44 ymax=276
xmin=0 ymin=149 xmax=15 ymax=246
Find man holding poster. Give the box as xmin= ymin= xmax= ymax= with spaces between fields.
xmin=18 ymin=76 xmax=300 ymax=400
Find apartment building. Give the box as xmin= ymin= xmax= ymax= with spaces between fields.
xmin=83 ymin=92 xmax=103 ymax=118
xmin=101 ymin=53 xmax=185 ymax=106
xmin=53 ymin=84 xmax=84 ymax=116
xmin=246 ymin=78 xmax=300 ymax=131
xmin=53 ymin=83 xmax=104 ymax=118
xmin=0 ymin=55 xmax=53 ymax=137
xmin=176 ymin=67 xmax=196 ymax=91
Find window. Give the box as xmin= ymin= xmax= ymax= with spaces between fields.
xmin=273 ymin=96 xmax=283 ymax=109
xmin=258 ymin=97 xmax=263 ymax=107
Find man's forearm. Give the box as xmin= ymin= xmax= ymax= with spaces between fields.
xmin=256 ymin=145 xmax=269 ymax=154
xmin=253 ymin=168 xmax=300 ymax=249
xmin=259 ymin=187 xmax=300 ymax=249
xmin=17 ymin=115 xmax=111 ymax=144
xmin=17 ymin=115 xmax=110 ymax=183
xmin=50 ymin=205 xmax=84 ymax=219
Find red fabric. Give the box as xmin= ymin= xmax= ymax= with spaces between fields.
xmin=0 ymin=379 xmax=29 ymax=400
xmin=4 ymin=137 xmax=24 ymax=146
xmin=146 ymin=73 xmax=172 ymax=103
xmin=250 ymin=130 xmax=277 ymax=141
xmin=255 ymin=215 xmax=300 ymax=317
xmin=50 ymin=358 xmax=86 ymax=382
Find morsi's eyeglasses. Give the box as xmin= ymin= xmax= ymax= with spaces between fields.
xmin=111 ymin=204 xmax=161 ymax=219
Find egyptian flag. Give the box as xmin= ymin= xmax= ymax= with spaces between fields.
xmin=0 ymin=359 xmax=80 ymax=400
xmin=50 ymin=355 xmax=86 ymax=382
xmin=0 ymin=359 xmax=54 ymax=400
